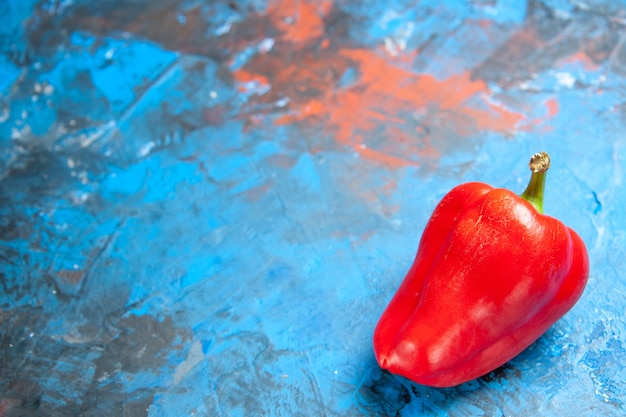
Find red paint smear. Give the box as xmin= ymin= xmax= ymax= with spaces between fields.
xmin=233 ymin=1 xmax=549 ymax=168
xmin=545 ymin=97 xmax=560 ymax=119
xmin=273 ymin=48 xmax=528 ymax=166
xmin=469 ymin=99 xmax=526 ymax=132
xmin=337 ymin=49 xmax=486 ymax=111
xmin=268 ymin=0 xmax=332 ymax=46
xmin=559 ymin=51 xmax=599 ymax=71
xmin=356 ymin=146 xmax=415 ymax=168
xmin=232 ymin=70 xmax=270 ymax=93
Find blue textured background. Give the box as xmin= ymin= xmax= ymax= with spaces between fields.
xmin=1 ymin=1 xmax=625 ymax=416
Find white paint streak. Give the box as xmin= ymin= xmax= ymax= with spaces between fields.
xmin=555 ymin=71 xmax=576 ymax=88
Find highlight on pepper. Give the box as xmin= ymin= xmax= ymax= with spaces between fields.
xmin=373 ymin=152 xmax=589 ymax=387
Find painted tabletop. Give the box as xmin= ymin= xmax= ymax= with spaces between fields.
xmin=1 ymin=1 xmax=625 ymax=416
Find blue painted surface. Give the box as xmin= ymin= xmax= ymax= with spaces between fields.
xmin=1 ymin=1 xmax=625 ymax=416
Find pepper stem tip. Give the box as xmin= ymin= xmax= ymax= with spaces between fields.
xmin=520 ymin=151 xmax=550 ymax=214
xmin=528 ymin=152 xmax=550 ymax=173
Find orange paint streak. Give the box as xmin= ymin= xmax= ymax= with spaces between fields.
xmin=301 ymin=99 xmax=326 ymax=117
xmin=263 ymin=48 xmax=533 ymax=166
xmin=335 ymin=52 xmax=487 ymax=112
xmin=232 ymin=70 xmax=270 ymax=93
xmin=268 ymin=0 xmax=332 ymax=46
xmin=356 ymin=146 xmax=416 ymax=167
xmin=471 ymin=99 xmax=526 ymax=132
xmin=560 ymin=51 xmax=599 ymax=71
xmin=334 ymin=50 xmax=522 ymax=136
xmin=545 ymin=97 xmax=560 ymax=118
xmin=275 ymin=99 xmax=326 ymax=125
xmin=232 ymin=70 xmax=269 ymax=85
xmin=282 ymin=49 xmax=527 ymax=157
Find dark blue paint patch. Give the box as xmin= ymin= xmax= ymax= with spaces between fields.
xmin=590 ymin=191 xmax=602 ymax=214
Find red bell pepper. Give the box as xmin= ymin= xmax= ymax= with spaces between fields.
xmin=373 ymin=152 xmax=589 ymax=387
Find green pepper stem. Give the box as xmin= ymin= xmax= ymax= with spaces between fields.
xmin=520 ymin=152 xmax=550 ymax=214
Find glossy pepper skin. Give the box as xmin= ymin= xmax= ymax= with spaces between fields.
xmin=373 ymin=153 xmax=589 ymax=387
